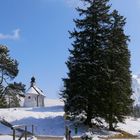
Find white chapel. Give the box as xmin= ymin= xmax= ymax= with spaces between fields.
xmin=24 ymin=77 xmax=46 ymax=107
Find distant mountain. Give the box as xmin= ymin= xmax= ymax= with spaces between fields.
xmin=132 ymin=74 xmax=140 ymax=106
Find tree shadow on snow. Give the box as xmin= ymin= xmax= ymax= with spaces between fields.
xmin=11 ymin=116 xmax=65 ymax=135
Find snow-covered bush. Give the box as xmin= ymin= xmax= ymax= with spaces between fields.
xmin=81 ymin=131 xmax=93 ymax=140
xmin=91 ymin=117 xmax=104 ymax=128
xmin=64 ymin=111 xmax=87 ymax=124
xmin=74 ymin=111 xmax=87 ymax=124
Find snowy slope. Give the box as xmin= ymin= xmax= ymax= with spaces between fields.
xmin=0 ymin=135 xmax=37 ymax=140
xmin=132 ymin=74 xmax=140 ymax=106
xmin=118 ymin=117 xmax=140 ymax=136
xmin=0 ymin=99 xmax=65 ymax=136
xmin=0 ymin=98 xmax=140 ymax=139
xmin=0 ymin=99 xmax=86 ymax=136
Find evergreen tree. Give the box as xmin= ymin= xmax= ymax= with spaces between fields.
xmin=0 ymin=45 xmax=18 ymax=84
xmin=4 ymin=82 xmax=26 ymax=107
xmin=0 ymin=45 xmax=19 ymax=108
xmin=61 ymin=0 xmax=133 ymax=129
xmin=61 ymin=0 xmax=112 ymax=126
xmin=97 ymin=10 xmax=133 ymax=130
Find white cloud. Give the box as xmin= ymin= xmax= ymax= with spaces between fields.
xmin=0 ymin=29 xmax=20 ymax=40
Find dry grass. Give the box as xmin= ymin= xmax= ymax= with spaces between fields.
xmin=99 ymin=129 xmax=138 ymax=139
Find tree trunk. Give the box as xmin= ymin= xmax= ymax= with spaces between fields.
xmin=85 ymin=105 xmax=92 ymax=127
xmin=109 ymin=121 xmax=113 ymax=131
xmin=109 ymin=114 xmax=115 ymax=131
xmin=85 ymin=114 xmax=92 ymax=126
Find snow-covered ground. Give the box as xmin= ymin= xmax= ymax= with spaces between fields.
xmin=118 ymin=117 xmax=140 ymax=136
xmin=0 ymin=98 xmax=86 ymax=137
xmin=0 ymin=98 xmax=140 ymax=140
xmin=0 ymin=135 xmax=37 ymax=140
xmin=0 ymin=99 xmax=65 ymax=136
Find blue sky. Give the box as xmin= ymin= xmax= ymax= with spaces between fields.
xmin=0 ymin=0 xmax=140 ymax=98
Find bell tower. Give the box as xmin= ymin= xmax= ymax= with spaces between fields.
xmin=31 ymin=76 xmax=35 ymax=87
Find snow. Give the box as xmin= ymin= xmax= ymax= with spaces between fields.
xmin=118 ymin=117 xmax=140 ymax=136
xmin=0 ymin=99 xmax=65 ymax=136
xmin=44 ymin=98 xmax=64 ymax=107
xmin=0 ymin=135 xmax=37 ymax=140
xmin=0 ymin=98 xmax=86 ymax=137
xmin=0 ymin=98 xmax=140 ymax=140
xmin=26 ymin=85 xmax=45 ymax=96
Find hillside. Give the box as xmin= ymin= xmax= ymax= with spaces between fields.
xmin=132 ymin=74 xmax=140 ymax=106
xmin=0 ymin=99 xmax=65 ymax=136
xmin=0 ymin=98 xmax=140 ymax=140
xmin=0 ymin=98 xmax=86 ymax=136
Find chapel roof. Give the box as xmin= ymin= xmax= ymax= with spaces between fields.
xmin=26 ymin=77 xmax=45 ymax=96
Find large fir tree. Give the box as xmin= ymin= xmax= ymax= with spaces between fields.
xmin=61 ymin=0 xmax=112 ymax=126
xmin=61 ymin=0 xmax=133 ymax=129
xmin=97 ymin=10 xmax=133 ymax=130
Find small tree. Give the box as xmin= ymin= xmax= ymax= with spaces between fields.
xmin=4 ymin=82 xmax=26 ymax=107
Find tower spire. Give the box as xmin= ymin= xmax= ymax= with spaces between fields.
xmin=31 ymin=76 xmax=35 ymax=87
